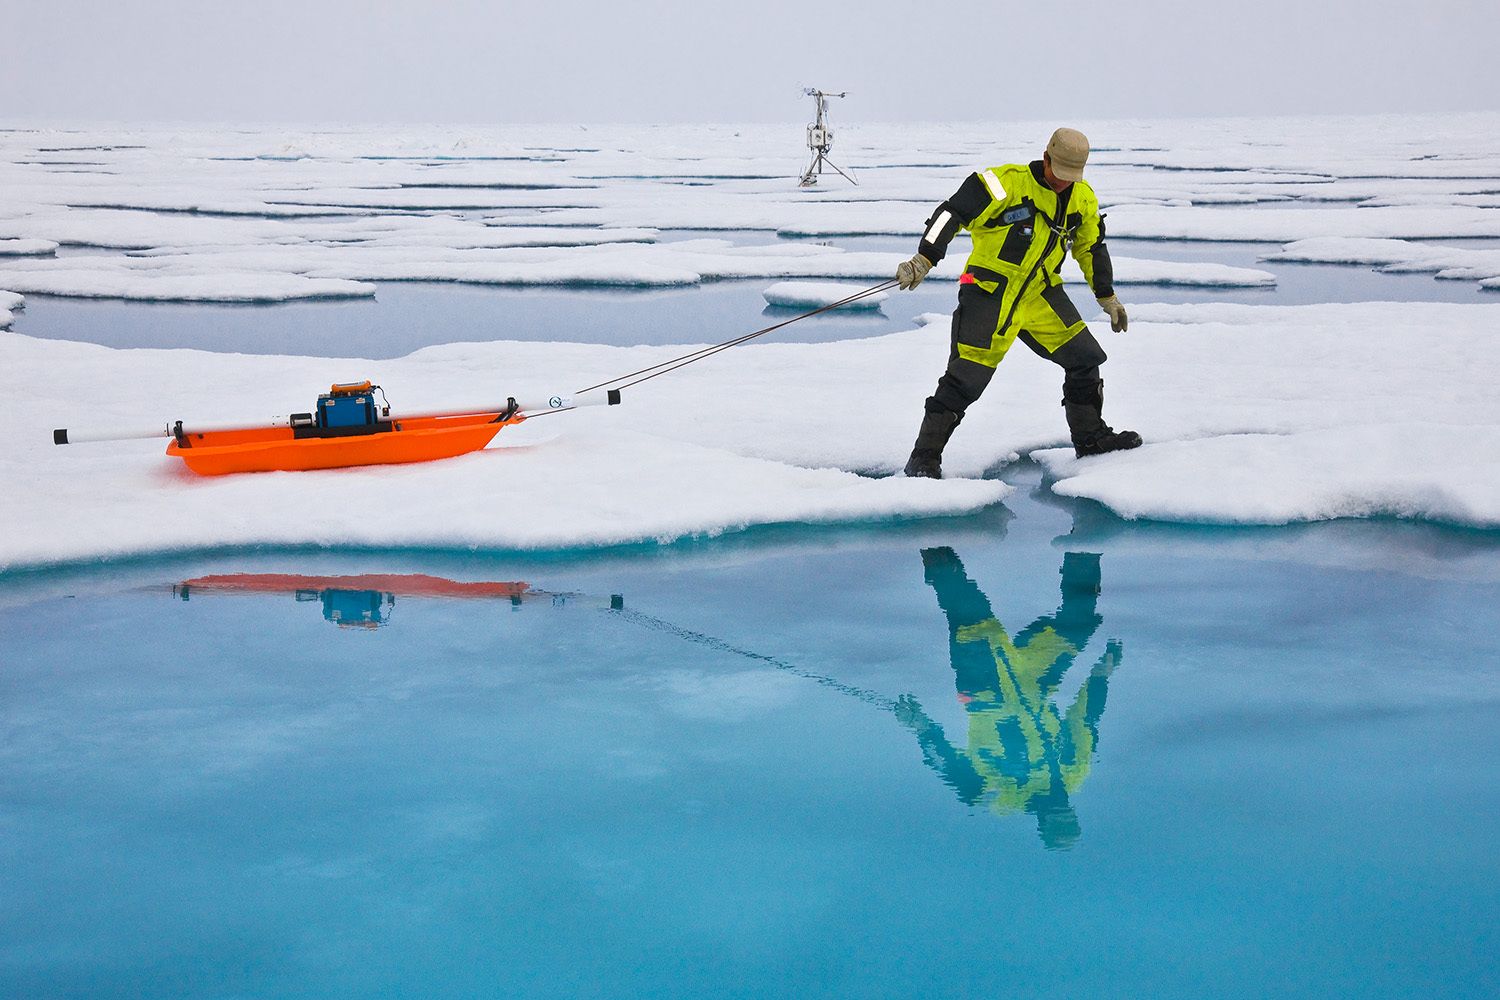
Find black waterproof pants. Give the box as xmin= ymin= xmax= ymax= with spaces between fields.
xmin=926 ymin=293 xmax=1107 ymax=416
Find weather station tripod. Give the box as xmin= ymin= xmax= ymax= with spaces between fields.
xmin=798 ymin=88 xmax=857 ymax=187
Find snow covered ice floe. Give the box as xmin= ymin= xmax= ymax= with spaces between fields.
xmin=1034 ymin=426 xmax=1500 ymax=526
xmin=1265 ymin=238 xmax=1500 ymax=290
xmin=762 ymin=281 xmax=889 ymax=309
xmin=7 ymin=295 xmax=1500 ymax=569
xmin=0 ymin=331 xmax=1009 ymax=571
xmin=0 ymin=239 xmax=57 ymax=256
xmin=1028 ymin=301 xmax=1500 ymax=528
xmin=1106 ymin=204 xmax=1500 ymax=242
xmin=0 ymin=240 xmax=1275 ymax=302
xmin=0 ymin=258 xmax=374 ymax=302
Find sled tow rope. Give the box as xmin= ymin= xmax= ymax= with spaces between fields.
xmin=577 ymin=279 xmax=899 ymax=395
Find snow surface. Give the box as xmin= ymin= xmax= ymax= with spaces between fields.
xmin=762 ymin=281 xmax=889 ymax=310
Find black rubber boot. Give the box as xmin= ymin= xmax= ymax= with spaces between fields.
xmin=903 ymin=408 xmax=962 ymax=478
xmin=1063 ymin=380 xmax=1141 ymax=458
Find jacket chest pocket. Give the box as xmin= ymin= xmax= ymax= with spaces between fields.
xmin=997 ymin=220 xmax=1034 ymax=265
xmin=984 ymin=199 xmax=1036 ymax=265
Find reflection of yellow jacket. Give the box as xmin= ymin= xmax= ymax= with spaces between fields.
xmin=956 ymin=616 xmax=1116 ymax=821
xmin=899 ymin=547 xmax=1121 ymax=849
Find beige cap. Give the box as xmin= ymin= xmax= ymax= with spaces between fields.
xmin=1046 ymin=127 xmax=1089 ymax=182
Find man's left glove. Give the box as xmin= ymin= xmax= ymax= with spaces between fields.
xmin=1097 ymin=294 xmax=1128 ymax=333
xmin=896 ymin=253 xmax=933 ymax=290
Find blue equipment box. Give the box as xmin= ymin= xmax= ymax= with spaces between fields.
xmin=317 ymin=389 xmax=377 ymax=429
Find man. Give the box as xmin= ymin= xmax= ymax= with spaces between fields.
xmin=895 ymin=128 xmax=1140 ymax=478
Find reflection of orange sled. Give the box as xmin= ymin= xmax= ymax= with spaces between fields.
xmin=174 ymin=573 xmax=536 ymax=629
xmin=177 ymin=573 xmax=531 ymax=599
xmin=166 ymin=412 xmax=519 ymax=476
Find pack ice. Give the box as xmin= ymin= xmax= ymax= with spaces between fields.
xmin=0 ymin=112 xmax=1498 ymax=568
xmin=14 ymin=115 xmax=1498 ymax=300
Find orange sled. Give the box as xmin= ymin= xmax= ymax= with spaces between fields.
xmin=166 ymin=410 xmax=523 ymax=476
xmin=53 ymin=379 xmax=613 ymax=474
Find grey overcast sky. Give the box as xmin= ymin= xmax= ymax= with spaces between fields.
xmin=1 ymin=0 xmax=1494 ymax=124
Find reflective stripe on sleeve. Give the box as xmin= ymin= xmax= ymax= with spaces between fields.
xmin=923 ymin=209 xmax=953 ymax=245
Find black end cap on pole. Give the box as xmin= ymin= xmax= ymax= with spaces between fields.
xmin=607 ymin=389 xmax=621 ymax=406
xmin=53 ymin=429 xmax=68 ymax=445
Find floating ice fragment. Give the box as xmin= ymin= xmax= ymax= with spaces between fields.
xmin=1265 ymin=237 xmax=1500 ymax=288
xmin=0 ymin=239 xmax=57 ymax=256
xmin=762 ymin=281 xmax=889 ymax=310
xmin=0 ymin=262 xmax=373 ymax=302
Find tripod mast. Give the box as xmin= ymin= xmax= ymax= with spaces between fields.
xmin=798 ymin=89 xmax=857 ymax=187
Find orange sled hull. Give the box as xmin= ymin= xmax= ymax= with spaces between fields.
xmin=166 ymin=412 xmax=521 ymax=476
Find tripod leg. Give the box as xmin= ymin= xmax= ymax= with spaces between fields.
xmin=825 ymin=157 xmax=858 ymax=186
xmin=799 ymin=151 xmax=819 ymax=186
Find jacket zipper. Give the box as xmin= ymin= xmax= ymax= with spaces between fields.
xmin=996 ymin=183 xmax=1070 ymax=335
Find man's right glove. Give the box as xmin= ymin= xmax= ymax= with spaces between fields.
xmin=896 ymin=253 xmax=932 ymax=290
xmin=1097 ymin=294 xmax=1128 ymax=333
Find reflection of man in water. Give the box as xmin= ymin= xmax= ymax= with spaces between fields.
xmin=897 ymin=547 xmax=1120 ymax=849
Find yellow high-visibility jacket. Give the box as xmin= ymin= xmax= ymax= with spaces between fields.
xmin=918 ymin=161 xmax=1114 ymax=366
